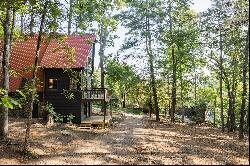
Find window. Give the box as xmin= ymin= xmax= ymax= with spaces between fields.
xmin=48 ymin=79 xmax=58 ymax=89
xmin=69 ymin=79 xmax=77 ymax=90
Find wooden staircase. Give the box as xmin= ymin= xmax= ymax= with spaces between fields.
xmin=80 ymin=115 xmax=112 ymax=129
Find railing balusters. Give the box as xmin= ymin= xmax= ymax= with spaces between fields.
xmin=82 ymin=88 xmax=111 ymax=100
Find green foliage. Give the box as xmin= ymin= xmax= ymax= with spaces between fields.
xmin=66 ymin=114 xmax=75 ymax=124
xmin=0 ymin=89 xmax=23 ymax=109
xmin=62 ymin=90 xmax=75 ymax=100
xmin=105 ymin=58 xmax=141 ymax=106
xmin=43 ymin=102 xmax=75 ymax=123
xmin=43 ymin=102 xmax=64 ymax=123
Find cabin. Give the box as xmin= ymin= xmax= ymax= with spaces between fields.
xmin=0 ymin=34 xmax=111 ymax=124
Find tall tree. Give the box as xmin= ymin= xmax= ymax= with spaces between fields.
xmin=169 ymin=1 xmax=176 ymax=122
xmin=23 ymin=0 xmax=49 ymax=152
xmin=146 ymin=0 xmax=160 ymax=121
xmin=0 ymin=4 xmax=12 ymax=139
xmin=118 ymin=0 xmax=163 ymax=121
xmin=68 ymin=0 xmax=74 ymax=35
xmin=200 ymin=0 xmax=231 ymax=131
xmin=238 ymin=0 xmax=249 ymax=139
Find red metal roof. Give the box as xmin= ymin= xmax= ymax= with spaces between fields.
xmin=0 ymin=34 xmax=96 ymax=92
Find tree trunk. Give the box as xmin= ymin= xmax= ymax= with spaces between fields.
xmin=170 ymin=46 xmax=176 ymax=123
xmin=146 ymin=1 xmax=159 ymax=121
xmin=90 ymin=43 xmax=95 ymax=88
xmin=122 ymin=92 xmax=126 ymax=108
xmin=167 ymin=75 xmax=171 ymax=116
xmin=29 ymin=9 xmax=34 ymax=36
xmin=99 ymin=21 xmax=107 ymax=89
xmin=231 ymin=90 xmax=236 ymax=131
xmin=21 ymin=13 xmax=24 ymax=35
xmin=214 ymin=97 xmax=216 ymax=127
xmin=23 ymin=1 xmax=48 ymax=152
xmin=99 ymin=18 xmax=108 ymax=112
xmin=219 ymin=27 xmax=225 ymax=132
xmin=239 ymin=28 xmax=249 ymax=139
xmin=193 ymin=55 xmax=197 ymax=114
xmin=181 ymin=73 xmax=184 ymax=122
xmin=0 ymin=6 xmax=11 ymax=140
xmin=226 ymin=84 xmax=233 ymax=132
xmin=10 ymin=8 xmax=15 ymax=50
xmin=68 ymin=0 xmax=73 ymax=35
xmin=169 ymin=5 xmax=176 ymax=123
xmin=150 ymin=93 xmax=152 ymax=118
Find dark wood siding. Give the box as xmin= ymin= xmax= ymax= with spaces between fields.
xmin=44 ymin=68 xmax=83 ymax=124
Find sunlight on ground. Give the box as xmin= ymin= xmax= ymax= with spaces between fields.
xmin=1 ymin=115 xmax=249 ymax=165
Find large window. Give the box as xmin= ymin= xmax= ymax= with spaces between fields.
xmin=48 ymin=79 xmax=58 ymax=89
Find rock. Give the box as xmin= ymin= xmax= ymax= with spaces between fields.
xmin=61 ymin=130 xmax=71 ymax=136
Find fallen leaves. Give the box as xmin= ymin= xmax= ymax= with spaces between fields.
xmin=0 ymin=114 xmax=249 ymax=165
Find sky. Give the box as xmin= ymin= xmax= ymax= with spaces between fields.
xmin=95 ymin=0 xmax=212 ymax=68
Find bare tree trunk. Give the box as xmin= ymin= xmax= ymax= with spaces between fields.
xmin=149 ymin=93 xmax=152 ymax=118
xmin=239 ymin=28 xmax=249 ymax=139
xmin=122 ymin=92 xmax=126 ymax=108
xmin=68 ymin=0 xmax=73 ymax=35
xmin=99 ymin=18 xmax=108 ymax=112
xmin=23 ymin=1 xmax=48 ymax=152
xmin=21 ymin=13 xmax=24 ymax=35
xmin=146 ymin=0 xmax=159 ymax=121
xmin=90 ymin=42 xmax=95 ymax=88
xmin=29 ymin=8 xmax=34 ymax=36
xmin=170 ymin=47 xmax=176 ymax=123
xmin=0 ymin=6 xmax=11 ymax=140
xmin=219 ymin=28 xmax=225 ymax=132
xmin=99 ymin=21 xmax=107 ymax=89
xmin=226 ymin=84 xmax=233 ymax=132
xmin=226 ymin=54 xmax=237 ymax=132
xmin=230 ymin=54 xmax=237 ymax=132
xmin=169 ymin=5 xmax=176 ymax=123
xmin=180 ymin=73 xmax=184 ymax=122
xmin=193 ymin=54 xmax=197 ymax=114
xmin=167 ymin=75 xmax=171 ymax=116
xmin=10 ymin=8 xmax=15 ymax=50
xmin=214 ymin=97 xmax=216 ymax=127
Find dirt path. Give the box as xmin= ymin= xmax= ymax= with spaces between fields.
xmin=0 ymin=113 xmax=249 ymax=165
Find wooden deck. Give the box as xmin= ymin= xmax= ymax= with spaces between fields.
xmin=80 ymin=115 xmax=112 ymax=129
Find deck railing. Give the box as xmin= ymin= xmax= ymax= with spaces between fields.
xmin=82 ymin=88 xmax=111 ymax=102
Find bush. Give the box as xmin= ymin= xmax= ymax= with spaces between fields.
xmin=43 ymin=102 xmax=64 ymax=123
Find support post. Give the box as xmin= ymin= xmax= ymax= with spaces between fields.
xmin=110 ymin=98 xmax=112 ymax=118
xmin=103 ymin=101 xmax=106 ymax=129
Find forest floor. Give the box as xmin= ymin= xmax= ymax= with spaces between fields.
xmin=0 ymin=112 xmax=249 ymax=165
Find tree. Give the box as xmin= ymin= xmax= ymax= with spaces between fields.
xmin=0 ymin=1 xmax=14 ymax=139
xmin=23 ymin=0 xmax=49 ymax=152
xmin=200 ymin=0 xmax=231 ymax=131
xmin=105 ymin=58 xmax=140 ymax=108
xmin=237 ymin=0 xmax=249 ymax=139
xmin=117 ymin=0 xmax=163 ymax=121
xmin=160 ymin=0 xmax=198 ymax=122
xmin=68 ymin=0 xmax=74 ymax=35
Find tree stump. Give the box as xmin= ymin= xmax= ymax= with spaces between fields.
xmin=46 ymin=114 xmax=54 ymax=127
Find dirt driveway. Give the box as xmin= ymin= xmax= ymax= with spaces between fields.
xmin=0 ymin=113 xmax=249 ymax=165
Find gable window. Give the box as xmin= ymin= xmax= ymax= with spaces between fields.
xmin=48 ymin=79 xmax=58 ymax=89
xmin=69 ymin=79 xmax=77 ymax=90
